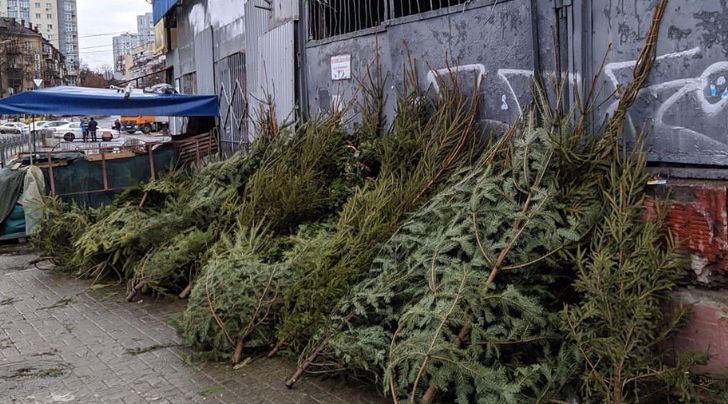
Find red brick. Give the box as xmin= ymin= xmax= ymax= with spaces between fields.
xmin=669 ymin=290 xmax=728 ymax=373
xmin=646 ymin=183 xmax=728 ymax=274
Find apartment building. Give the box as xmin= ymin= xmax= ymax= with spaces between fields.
xmin=137 ymin=12 xmax=153 ymax=45
xmin=0 ymin=17 xmax=67 ymax=97
xmin=0 ymin=0 xmax=79 ymax=84
xmin=56 ymin=0 xmax=78 ymax=82
xmin=112 ymin=12 xmax=157 ymax=75
xmin=112 ymin=32 xmax=139 ymax=74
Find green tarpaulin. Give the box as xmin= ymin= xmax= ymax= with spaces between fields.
xmin=0 ymin=168 xmax=25 ymax=224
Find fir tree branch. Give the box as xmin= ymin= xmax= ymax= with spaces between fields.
xmin=408 ymin=269 xmax=468 ymax=402
xmin=501 ymin=246 xmax=563 ymax=271
xmin=205 ymin=274 xmax=234 ymax=346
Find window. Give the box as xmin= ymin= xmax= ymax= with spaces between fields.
xmin=308 ymin=0 xmax=386 ymax=40
xmin=180 ymin=72 xmax=197 ymax=94
xmin=35 ymin=2 xmax=40 ymax=7
xmin=36 ymin=12 xmax=41 ymax=18
xmin=308 ymin=0 xmax=472 ymax=40
xmin=47 ymin=13 xmax=52 ymax=19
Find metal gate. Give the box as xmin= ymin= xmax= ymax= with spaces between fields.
xmin=216 ymin=52 xmax=248 ymax=158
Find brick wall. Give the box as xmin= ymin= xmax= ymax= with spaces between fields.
xmin=645 ymin=181 xmax=728 ymax=285
xmin=646 ymin=180 xmax=728 ymax=373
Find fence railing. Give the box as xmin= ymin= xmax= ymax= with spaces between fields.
xmin=0 ymin=132 xmax=47 ymax=168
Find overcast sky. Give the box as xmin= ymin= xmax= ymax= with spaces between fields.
xmin=78 ymin=0 xmax=153 ymax=71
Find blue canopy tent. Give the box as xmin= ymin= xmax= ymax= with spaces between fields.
xmin=0 ymin=86 xmax=220 ymax=218
xmin=0 ymin=86 xmax=218 ymax=117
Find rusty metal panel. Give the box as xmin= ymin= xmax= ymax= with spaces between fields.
xmin=258 ymin=21 xmax=297 ymax=124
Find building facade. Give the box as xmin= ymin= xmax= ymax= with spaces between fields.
xmin=112 ymin=33 xmax=139 ymax=73
xmin=155 ymin=0 xmax=247 ymax=155
xmin=0 ymin=0 xmax=78 ymax=84
xmin=113 ymin=12 xmax=158 ymax=75
xmin=137 ymin=12 xmax=154 ymax=45
xmin=56 ymin=0 xmax=78 ymax=83
xmin=0 ymin=17 xmax=67 ymax=97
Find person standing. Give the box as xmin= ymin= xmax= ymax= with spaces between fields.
xmin=80 ymin=118 xmax=89 ymax=142
xmin=88 ymin=118 xmax=98 ymax=142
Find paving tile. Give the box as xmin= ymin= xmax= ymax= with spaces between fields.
xmin=0 ymin=247 xmax=384 ymax=403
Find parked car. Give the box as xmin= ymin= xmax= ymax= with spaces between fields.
xmin=49 ymin=122 xmax=114 ymax=142
xmin=0 ymin=122 xmax=24 ymax=135
xmin=28 ymin=121 xmax=49 ymax=130
xmin=41 ymin=121 xmax=71 ymax=132
xmin=50 ymin=122 xmax=84 ymax=141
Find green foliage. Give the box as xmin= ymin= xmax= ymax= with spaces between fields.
xmin=313 ymin=113 xmax=601 ymax=402
xmin=177 ymin=224 xmax=332 ymax=359
xmin=562 ymin=140 xmax=701 ymax=403
xmin=131 ymin=228 xmax=215 ymax=296
xmin=33 ymin=56 xmax=721 ymax=404
xmin=32 ymin=197 xmax=98 ymax=270
xmin=281 ymin=70 xmax=483 ymax=347
xmin=176 ymin=99 xmax=369 ymax=360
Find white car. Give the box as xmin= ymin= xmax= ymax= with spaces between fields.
xmin=0 ymin=122 xmax=26 ymax=134
xmin=41 ymin=121 xmax=71 ymax=131
xmin=50 ymin=122 xmax=84 ymax=141
xmin=50 ymin=122 xmax=114 ymax=142
xmin=28 ymin=121 xmax=49 ymax=131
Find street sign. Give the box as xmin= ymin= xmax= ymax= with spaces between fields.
xmin=33 ymin=79 xmax=43 ymax=88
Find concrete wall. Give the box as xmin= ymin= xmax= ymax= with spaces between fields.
xmin=592 ymin=0 xmax=728 ymax=167
xmin=304 ymin=0 xmax=728 ymax=169
xmin=168 ymin=0 xmax=246 ymax=90
xmin=304 ymin=0 xmax=557 ymax=129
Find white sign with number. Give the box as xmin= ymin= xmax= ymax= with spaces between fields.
xmin=331 ymin=54 xmax=352 ymax=81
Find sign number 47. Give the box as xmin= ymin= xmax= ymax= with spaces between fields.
xmin=331 ymin=54 xmax=352 ymax=81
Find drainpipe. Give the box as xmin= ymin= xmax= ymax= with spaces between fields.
xmin=529 ymin=0 xmax=544 ymax=119
xmin=297 ymin=0 xmax=309 ymax=121
xmin=210 ymin=26 xmax=222 ymax=157
xmin=553 ymin=0 xmax=572 ymax=114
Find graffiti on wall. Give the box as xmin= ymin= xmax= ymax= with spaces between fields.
xmin=605 ymin=46 xmax=728 ymax=152
xmin=426 ymin=47 xmax=728 ymax=154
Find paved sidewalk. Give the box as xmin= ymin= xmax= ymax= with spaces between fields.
xmin=0 ymin=247 xmax=383 ymax=404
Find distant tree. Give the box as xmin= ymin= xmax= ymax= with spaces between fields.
xmin=78 ymin=64 xmax=113 ymax=88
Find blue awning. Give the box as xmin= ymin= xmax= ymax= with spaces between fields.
xmin=0 ymin=86 xmax=218 ymax=117
xmin=153 ymin=0 xmax=179 ymax=24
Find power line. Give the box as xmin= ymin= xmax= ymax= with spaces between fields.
xmin=78 ymin=44 xmax=114 ymax=50
xmin=78 ymin=31 xmax=130 ymax=39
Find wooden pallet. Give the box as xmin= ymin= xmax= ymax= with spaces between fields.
xmin=173 ymin=133 xmax=218 ymax=165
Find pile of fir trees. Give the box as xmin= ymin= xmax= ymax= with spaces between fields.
xmin=34 ymin=2 xmax=727 ymax=400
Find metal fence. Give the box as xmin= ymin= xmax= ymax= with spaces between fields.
xmin=308 ymin=0 xmax=471 ymax=40
xmin=0 ymin=132 xmax=47 ymax=168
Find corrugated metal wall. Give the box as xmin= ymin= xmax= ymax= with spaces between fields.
xmin=244 ymin=0 xmax=271 ymax=138
xmin=258 ymin=21 xmax=297 ymax=124
xmin=193 ymin=27 xmax=215 ymax=95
